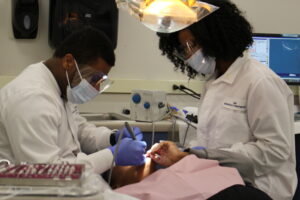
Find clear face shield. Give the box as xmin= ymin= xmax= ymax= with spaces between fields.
xmin=116 ymin=0 xmax=219 ymax=33
xmin=71 ymin=66 xmax=113 ymax=94
xmin=173 ymin=40 xmax=216 ymax=74
xmin=173 ymin=40 xmax=200 ymax=61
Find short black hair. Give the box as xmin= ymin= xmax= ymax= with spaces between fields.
xmin=158 ymin=0 xmax=253 ymax=78
xmin=54 ymin=26 xmax=115 ymax=67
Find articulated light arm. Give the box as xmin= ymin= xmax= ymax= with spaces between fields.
xmin=116 ymin=0 xmax=219 ymax=33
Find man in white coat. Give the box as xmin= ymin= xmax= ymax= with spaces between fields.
xmin=0 ymin=27 xmax=147 ymax=176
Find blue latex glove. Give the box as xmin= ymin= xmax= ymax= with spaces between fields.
xmin=108 ymin=138 xmax=147 ymax=166
xmin=192 ymin=146 xmax=206 ymax=150
xmin=115 ymin=126 xmax=143 ymax=141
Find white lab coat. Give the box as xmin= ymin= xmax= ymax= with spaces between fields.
xmin=196 ymin=54 xmax=297 ymax=200
xmin=0 ymin=62 xmax=114 ymax=174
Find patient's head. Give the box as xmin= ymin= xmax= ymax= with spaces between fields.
xmin=110 ymin=141 xmax=188 ymax=189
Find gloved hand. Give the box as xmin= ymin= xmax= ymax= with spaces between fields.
xmin=108 ymin=138 xmax=147 ymax=166
xmin=147 ymin=141 xmax=188 ymax=167
xmin=115 ymin=126 xmax=143 ymax=141
xmin=192 ymin=146 xmax=205 ymax=150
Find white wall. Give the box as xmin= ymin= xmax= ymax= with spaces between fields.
xmin=2 ymin=0 xmax=300 ymax=76
xmin=0 ymin=0 xmax=53 ymax=75
xmin=0 ymin=0 xmax=300 ymax=113
xmin=232 ymin=0 xmax=300 ymax=34
xmin=0 ymin=0 xmax=186 ymax=80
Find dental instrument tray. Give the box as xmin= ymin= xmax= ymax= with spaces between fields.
xmin=0 ymin=163 xmax=84 ymax=187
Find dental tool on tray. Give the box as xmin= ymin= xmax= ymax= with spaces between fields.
xmin=0 ymin=163 xmax=84 ymax=187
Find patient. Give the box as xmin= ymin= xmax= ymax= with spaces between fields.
xmin=110 ymin=141 xmax=272 ymax=200
xmin=110 ymin=142 xmax=187 ymax=188
xmin=111 ymin=141 xmax=252 ymax=188
xmin=110 ymin=157 xmax=156 ymax=189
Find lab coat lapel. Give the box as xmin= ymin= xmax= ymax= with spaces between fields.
xmin=64 ymin=102 xmax=81 ymax=152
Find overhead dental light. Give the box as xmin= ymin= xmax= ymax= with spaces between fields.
xmin=116 ymin=0 xmax=219 ymax=33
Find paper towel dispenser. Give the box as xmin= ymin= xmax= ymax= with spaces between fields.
xmin=12 ymin=0 xmax=39 ymax=39
xmin=49 ymin=0 xmax=118 ymax=49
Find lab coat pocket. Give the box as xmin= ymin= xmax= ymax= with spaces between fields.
xmin=223 ymin=98 xmax=247 ymax=112
xmin=215 ymin=98 xmax=250 ymax=146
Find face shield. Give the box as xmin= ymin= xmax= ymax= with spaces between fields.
xmin=174 ymin=40 xmax=200 ymax=61
xmin=71 ymin=66 xmax=113 ymax=94
xmin=173 ymin=40 xmax=216 ymax=74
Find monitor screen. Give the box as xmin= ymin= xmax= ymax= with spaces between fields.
xmin=249 ymin=33 xmax=300 ymax=85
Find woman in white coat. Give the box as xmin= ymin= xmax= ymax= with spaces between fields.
xmin=154 ymin=0 xmax=297 ymax=199
xmin=0 ymin=27 xmax=147 ymax=176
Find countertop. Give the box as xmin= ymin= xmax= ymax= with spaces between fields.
xmin=90 ymin=120 xmax=180 ymax=134
xmin=90 ymin=119 xmax=300 ymax=135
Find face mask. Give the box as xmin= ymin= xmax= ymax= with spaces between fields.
xmin=66 ymin=60 xmax=99 ymax=104
xmin=186 ymin=49 xmax=216 ymax=75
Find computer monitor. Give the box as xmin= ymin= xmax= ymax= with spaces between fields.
xmin=249 ymin=33 xmax=300 ymax=85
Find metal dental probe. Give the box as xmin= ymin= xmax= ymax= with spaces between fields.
xmin=124 ymin=121 xmax=136 ymax=140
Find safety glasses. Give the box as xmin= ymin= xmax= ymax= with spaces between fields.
xmin=174 ymin=40 xmax=199 ymax=61
xmin=73 ymin=66 xmax=113 ymax=93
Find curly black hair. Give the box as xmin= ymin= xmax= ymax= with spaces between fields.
xmin=54 ymin=26 xmax=115 ymax=67
xmin=158 ymin=0 xmax=253 ymax=78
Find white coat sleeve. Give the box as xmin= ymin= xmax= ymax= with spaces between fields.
xmin=73 ymin=109 xmax=113 ymax=154
xmin=4 ymin=91 xmax=113 ymax=174
xmin=221 ymin=77 xmax=294 ymax=176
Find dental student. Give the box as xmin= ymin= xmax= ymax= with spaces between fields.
xmin=154 ymin=0 xmax=297 ymax=199
xmin=0 ymin=27 xmax=146 ymax=178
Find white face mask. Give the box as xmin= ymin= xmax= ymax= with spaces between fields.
xmin=66 ymin=60 xmax=99 ymax=104
xmin=186 ymin=49 xmax=216 ymax=75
